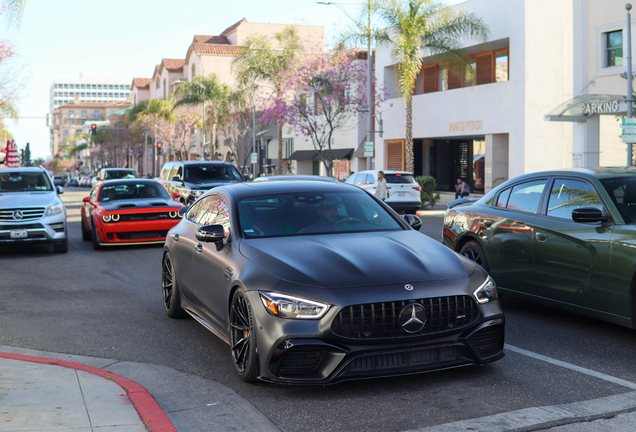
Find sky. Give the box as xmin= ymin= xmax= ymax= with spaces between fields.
xmin=3 ymin=0 xmax=462 ymax=160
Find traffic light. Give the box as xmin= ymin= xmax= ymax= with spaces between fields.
xmin=91 ymin=124 xmax=97 ymax=136
xmin=75 ymin=164 xmax=79 ymax=169
xmin=157 ymin=142 xmax=163 ymax=156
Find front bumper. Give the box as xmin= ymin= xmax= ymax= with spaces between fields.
xmin=247 ymin=291 xmax=504 ymax=385
xmin=0 ymin=212 xmax=67 ymax=244
xmin=387 ymin=200 xmax=422 ymax=213
xmin=95 ymin=219 xmax=180 ymax=245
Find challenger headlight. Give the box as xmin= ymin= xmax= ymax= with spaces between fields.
xmin=473 ymin=275 xmax=497 ymax=304
xmin=169 ymin=211 xmax=178 ymax=219
xmin=46 ymin=204 xmax=64 ymax=216
xmin=259 ymin=291 xmax=330 ymax=319
xmin=102 ymin=214 xmax=111 ymax=223
xmin=111 ymin=214 xmax=120 ymax=222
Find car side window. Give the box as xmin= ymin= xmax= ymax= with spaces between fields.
xmin=90 ymin=186 xmax=99 ymax=201
xmin=495 ymin=188 xmax=511 ymax=208
xmin=194 ymin=195 xmax=231 ymax=234
xmin=547 ymin=179 xmax=604 ymax=220
xmin=505 ymin=180 xmax=547 ymax=213
xmin=345 ymin=174 xmax=357 ymax=185
xmin=186 ymin=198 xmax=208 ymax=223
xmin=160 ymin=164 xmax=172 ymax=180
xmin=356 ymin=174 xmax=370 ymax=186
xmin=175 ymin=167 xmax=183 ymax=180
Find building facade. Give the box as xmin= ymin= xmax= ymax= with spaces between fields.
xmin=49 ymin=72 xmax=132 ymax=112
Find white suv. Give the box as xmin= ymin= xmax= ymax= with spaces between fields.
xmin=346 ymin=170 xmax=421 ymax=214
xmin=0 ymin=167 xmax=68 ymax=253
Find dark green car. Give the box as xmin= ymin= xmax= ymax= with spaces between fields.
xmin=443 ymin=167 xmax=636 ymax=328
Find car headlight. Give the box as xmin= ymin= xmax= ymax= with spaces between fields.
xmin=169 ymin=211 xmax=178 ymax=219
xmin=46 ymin=204 xmax=64 ymax=216
xmin=102 ymin=214 xmax=111 ymax=223
xmin=259 ymin=291 xmax=330 ymax=319
xmin=473 ymin=275 xmax=497 ymax=304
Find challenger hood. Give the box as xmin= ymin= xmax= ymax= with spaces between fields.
xmin=239 ymin=231 xmax=473 ymax=289
xmin=0 ymin=191 xmax=61 ymax=208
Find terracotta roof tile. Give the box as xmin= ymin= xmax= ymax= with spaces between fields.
xmin=192 ymin=35 xmax=230 ymax=44
xmin=191 ymin=43 xmax=244 ymax=56
xmin=132 ymin=78 xmax=153 ymax=89
xmin=220 ymin=18 xmax=247 ymax=36
xmin=162 ymin=58 xmax=186 ymax=71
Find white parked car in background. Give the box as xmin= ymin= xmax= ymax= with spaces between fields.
xmin=346 ymin=170 xmax=421 ymax=214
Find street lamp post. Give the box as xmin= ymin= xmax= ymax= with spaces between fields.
xmin=627 ymin=3 xmax=633 ymax=166
xmin=318 ymin=1 xmax=374 ymax=170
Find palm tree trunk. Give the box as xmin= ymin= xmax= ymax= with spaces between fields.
xmin=405 ymin=93 xmax=414 ymax=174
xmin=277 ymin=122 xmax=283 ymax=175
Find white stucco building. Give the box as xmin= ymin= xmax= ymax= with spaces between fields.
xmin=375 ymin=0 xmax=634 ymax=193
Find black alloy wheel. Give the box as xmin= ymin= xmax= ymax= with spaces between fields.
xmin=459 ymin=240 xmax=490 ymax=273
xmin=229 ymin=288 xmax=259 ymax=383
xmin=162 ymin=252 xmax=185 ymax=318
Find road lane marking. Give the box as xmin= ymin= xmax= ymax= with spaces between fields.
xmin=505 ymin=344 xmax=636 ymax=390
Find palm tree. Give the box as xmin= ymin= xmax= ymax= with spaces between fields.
xmin=175 ymin=74 xmax=230 ymax=160
xmin=233 ymin=27 xmax=302 ymax=175
xmin=346 ymin=0 xmax=488 ymax=173
xmin=2 ymin=0 xmax=25 ymax=27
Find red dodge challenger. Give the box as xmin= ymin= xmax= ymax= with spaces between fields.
xmin=81 ymin=179 xmax=184 ymax=250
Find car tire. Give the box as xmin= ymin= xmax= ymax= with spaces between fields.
xmin=91 ymin=221 xmax=102 ymax=251
xmin=162 ymin=252 xmax=186 ymax=319
xmin=53 ymin=236 xmax=68 ymax=254
xmin=80 ymin=216 xmax=91 ymax=241
xmin=229 ymin=288 xmax=259 ymax=383
xmin=459 ymin=240 xmax=490 ymax=273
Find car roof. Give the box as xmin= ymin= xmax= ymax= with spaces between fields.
xmin=500 ymin=167 xmax=636 ymax=183
xmin=99 ymin=179 xmax=160 ymax=186
xmin=355 ymin=170 xmax=414 ymax=175
xmin=102 ymin=167 xmax=135 ymax=171
xmin=0 ymin=167 xmax=48 ymax=173
xmin=253 ymin=175 xmax=338 ymax=182
xmin=170 ymin=160 xmax=233 ymax=165
xmin=209 ymin=179 xmax=359 ymax=199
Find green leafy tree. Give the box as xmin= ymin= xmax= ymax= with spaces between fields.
xmin=233 ymin=27 xmax=303 ymax=174
xmin=353 ymin=0 xmax=488 ymax=173
xmin=175 ymin=74 xmax=229 ymax=160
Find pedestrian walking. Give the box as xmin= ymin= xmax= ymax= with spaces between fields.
xmin=455 ymin=178 xmax=470 ymax=199
xmin=376 ymin=171 xmax=388 ymax=201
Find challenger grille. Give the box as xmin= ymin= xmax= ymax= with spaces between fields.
xmin=0 ymin=207 xmax=46 ymax=222
xmin=331 ymin=295 xmax=479 ymax=339
xmin=117 ymin=212 xmax=172 ymax=222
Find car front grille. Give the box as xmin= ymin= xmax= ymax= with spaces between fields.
xmin=117 ymin=212 xmax=172 ymax=222
xmin=114 ymin=230 xmax=168 ymax=240
xmin=331 ymin=295 xmax=479 ymax=339
xmin=0 ymin=208 xmax=46 ymax=222
xmin=279 ymin=346 xmax=326 ymax=375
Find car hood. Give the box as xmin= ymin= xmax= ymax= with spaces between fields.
xmin=100 ymin=199 xmax=182 ymax=211
xmin=239 ymin=231 xmax=473 ymax=289
xmin=186 ymin=180 xmax=239 ymax=190
xmin=0 ymin=191 xmax=60 ymax=208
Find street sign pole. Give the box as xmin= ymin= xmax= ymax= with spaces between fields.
xmin=627 ymin=3 xmax=633 ymax=166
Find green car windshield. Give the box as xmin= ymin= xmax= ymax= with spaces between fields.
xmin=0 ymin=172 xmax=53 ymax=192
xmin=600 ymin=176 xmax=636 ymax=224
xmin=239 ymin=190 xmax=403 ymax=238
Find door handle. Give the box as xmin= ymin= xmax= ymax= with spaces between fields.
xmin=536 ymin=232 xmax=548 ymax=242
xmin=171 ymin=233 xmax=179 ymax=241
xmin=483 ymin=219 xmax=493 ymax=228
xmin=195 ymin=244 xmax=202 ymax=252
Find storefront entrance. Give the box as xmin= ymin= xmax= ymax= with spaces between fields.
xmin=428 ymin=137 xmax=485 ymax=192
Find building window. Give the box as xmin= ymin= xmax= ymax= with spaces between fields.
xmin=81 ymin=84 xmax=85 ymax=89
xmin=191 ymin=63 xmax=196 ymax=79
xmin=97 ymin=84 xmax=102 ymax=89
xmin=62 ymin=129 xmax=69 ymax=137
xmin=109 ymin=110 xmax=116 ymax=115
xmin=606 ymin=30 xmax=623 ymax=67
xmin=98 ymin=92 xmax=102 ymax=97
xmin=68 ymin=119 xmax=75 ymax=125
xmin=93 ymin=110 xmax=101 ymax=118
xmin=63 ymin=84 xmax=68 ymax=89
xmin=81 ymin=110 xmax=87 ymax=117
xmin=80 ymin=92 xmax=85 ymax=97
xmin=92 ymin=84 xmax=96 ymax=89
xmin=495 ymin=51 xmax=509 ymax=82
xmin=68 ymin=110 xmax=75 ymax=117
xmin=163 ymin=78 xmax=167 ymax=99
xmin=465 ymin=59 xmax=476 ymax=86
xmin=109 ymin=84 xmax=113 ymax=89
xmin=438 ymin=65 xmax=448 ymax=91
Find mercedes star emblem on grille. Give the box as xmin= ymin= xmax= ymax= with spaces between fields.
xmin=404 ymin=284 xmax=414 ymax=291
xmin=12 ymin=210 xmax=23 ymax=221
xmin=398 ymin=303 xmax=426 ymax=333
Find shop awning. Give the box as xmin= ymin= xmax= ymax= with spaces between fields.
xmin=324 ymin=148 xmax=354 ymax=160
xmin=546 ymin=94 xmax=628 ymax=122
xmin=288 ymin=148 xmax=354 ymax=161
xmin=288 ymin=150 xmax=318 ymax=160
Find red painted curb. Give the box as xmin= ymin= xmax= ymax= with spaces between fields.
xmin=0 ymin=351 xmax=177 ymax=432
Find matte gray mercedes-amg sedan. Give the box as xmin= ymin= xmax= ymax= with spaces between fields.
xmin=162 ymin=180 xmax=504 ymax=384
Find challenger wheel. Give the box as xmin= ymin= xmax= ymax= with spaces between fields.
xmin=229 ymin=288 xmax=259 ymax=383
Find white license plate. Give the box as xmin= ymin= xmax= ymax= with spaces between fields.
xmin=10 ymin=229 xmax=28 ymax=239
xmin=397 ymin=192 xmax=406 ymax=196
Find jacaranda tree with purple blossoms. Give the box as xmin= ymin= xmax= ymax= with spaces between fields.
xmin=262 ymin=47 xmax=384 ymax=177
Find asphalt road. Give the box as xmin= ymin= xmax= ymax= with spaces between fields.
xmin=2 ymin=188 xmax=636 ymax=432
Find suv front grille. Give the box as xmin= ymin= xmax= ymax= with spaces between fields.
xmin=331 ymin=295 xmax=479 ymax=339
xmin=0 ymin=207 xmax=46 ymax=222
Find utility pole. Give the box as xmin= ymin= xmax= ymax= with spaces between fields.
xmin=252 ymin=105 xmax=257 ymax=179
xmin=202 ymin=67 xmax=206 ymax=161
xmin=366 ymin=0 xmax=373 ymax=171
xmin=627 ymin=4 xmax=633 ymax=166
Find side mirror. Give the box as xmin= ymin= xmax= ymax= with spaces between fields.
xmin=178 ymin=205 xmax=189 ymax=216
xmin=56 ymin=186 xmax=64 ymax=195
xmin=173 ymin=192 xmax=180 ymax=200
xmin=402 ymin=214 xmax=422 ymax=231
xmin=82 ymin=196 xmax=91 ymax=203
xmin=572 ymin=207 xmax=606 ymax=223
xmin=196 ymin=225 xmax=225 ymax=249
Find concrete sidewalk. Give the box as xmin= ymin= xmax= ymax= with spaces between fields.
xmin=3 ymin=345 xmax=636 ymax=432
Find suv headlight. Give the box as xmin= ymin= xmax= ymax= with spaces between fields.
xmin=473 ymin=275 xmax=497 ymax=304
xmin=46 ymin=204 xmax=64 ymax=216
xmin=259 ymin=291 xmax=330 ymax=319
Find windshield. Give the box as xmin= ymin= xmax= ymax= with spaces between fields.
xmin=600 ymin=176 xmax=636 ymax=223
xmin=99 ymin=182 xmax=169 ymax=201
xmin=185 ymin=164 xmax=243 ymax=183
xmin=104 ymin=170 xmax=138 ymax=180
xmin=239 ymin=190 xmax=403 ymax=238
xmin=386 ymin=174 xmax=416 ymax=184
xmin=0 ymin=172 xmax=53 ymax=192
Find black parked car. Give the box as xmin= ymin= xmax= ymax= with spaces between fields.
xmin=157 ymin=161 xmax=244 ymax=205
xmin=162 ymin=180 xmax=504 ymax=384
